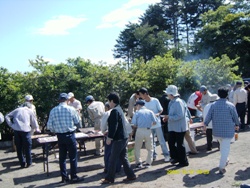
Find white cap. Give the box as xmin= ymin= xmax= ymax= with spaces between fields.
xmin=25 ymin=95 xmax=34 ymax=101
xmin=67 ymin=92 xmax=74 ymax=99
xmin=164 ymin=85 xmax=180 ymax=97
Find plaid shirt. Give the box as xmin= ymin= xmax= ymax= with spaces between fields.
xmin=204 ymin=98 xmax=240 ymax=138
xmin=47 ymin=102 xmax=80 ymax=133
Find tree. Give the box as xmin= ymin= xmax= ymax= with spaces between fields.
xmin=194 ymin=3 xmax=250 ymax=76
xmin=113 ymin=23 xmax=139 ymax=68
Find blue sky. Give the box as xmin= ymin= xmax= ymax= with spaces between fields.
xmin=0 ymin=0 xmax=161 ymax=73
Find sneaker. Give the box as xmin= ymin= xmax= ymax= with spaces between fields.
xmin=219 ymin=168 xmax=226 ymax=174
xmin=135 ymin=163 xmax=143 ymax=169
xmin=164 ymin=156 xmax=170 ymax=162
xmin=144 ymin=163 xmax=151 ymax=168
xmin=70 ymin=176 xmax=84 ymax=184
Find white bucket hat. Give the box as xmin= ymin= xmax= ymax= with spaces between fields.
xmin=165 ymin=85 xmax=179 ymax=97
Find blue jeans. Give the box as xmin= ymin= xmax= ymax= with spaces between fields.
xmin=151 ymin=127 xmax=169 ymax=158
xmin=14 ymin=131 xmax=32 ymax=167
xmin=104 ymin=137 xmax=121 ymax=173
xmin=105 ymin=139 xmax=135 ymax=182
xmin=57 ymin=132 xmax=78 ymax=179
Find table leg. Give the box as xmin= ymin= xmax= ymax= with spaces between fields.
xmin=45 ymin=143 xmax=49 ymax=176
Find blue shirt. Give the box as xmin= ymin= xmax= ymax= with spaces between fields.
xmin=5 ymin=106 xmax=39 ymax=132
xmin=168 ymin=97 xmax=188 ymax=132
xmin=204 ymin=98 xmax=240 ymax=138
xmin=132 ymin=106 xmax=157 ymax=129
xmin=47 ymin=102 xmax=80 ymax=133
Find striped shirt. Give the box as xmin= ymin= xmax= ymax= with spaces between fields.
xmin=131 ymin=106 xmax=157 ymax=129
xmin=204 ymin=98 xmax=240 ymax=138
xmin=47 ymin=102 xmax=80 ymax=133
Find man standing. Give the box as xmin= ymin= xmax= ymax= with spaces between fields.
xmin=204 ymin=86 xmax=240 ymax=174
xmin=138 ymin=87 xmax=170 ymax=162
xmin=47 ymin=93 xmax=83 ymax=183
xmin=197 ymin=85 xmax=212 ymax=111
xmin=187 ymin=91 xmax=202 ymax=116
xmin=127 ymin=91 xmax=140 ymax=118
xmin=85 ymin=95 xmax=105 ymax=156
xmin=68 ymin=92 xmax=83 ymax=127
xmin=132 ymin=100 xmax=157 ymax=168
xmin=101 ymin=92 xmax=136 ymax=184
xmin=233 ymin=81 xmax=248 ymax=130
xmin=24 ymin=94 xmax=37 ymax=135
xmin=5 ymin=102 xmax=40 ymax=168
xmin=203 ymin=94 xmax=220 ymax=151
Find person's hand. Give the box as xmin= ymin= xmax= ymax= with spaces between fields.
xmin=163 ymin=115 xmax=168 ymax=122
xmin=189 ymin=119 xmax=193 ymax=124
xmin=106 ymin=139 xmax=111 ymax=145
xmin=35 ymin=129 xmax=41 ymax=133
xmin=235 ymin=126 xmax=239 ymax=131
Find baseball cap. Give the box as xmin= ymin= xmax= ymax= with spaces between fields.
xmin=134 ymin=100 xmax=145 ymax=106
xmin=67 ymin=92 xmax=74 ymax=99
xmin=200 ymin=85 xmax=207 ymax=92
xmin=59 ymin=93 xmax=68 ymax=101
xmin=85 ymin=95 xmax=94 ymax=103
xmin=25 ymin=95 xmax=34 ymax=101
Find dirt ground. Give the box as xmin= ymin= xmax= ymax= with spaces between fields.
xmin=0 ymin=127 xmax=250 ymax=188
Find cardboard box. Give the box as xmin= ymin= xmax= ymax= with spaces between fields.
xmin=127 ymin=141 xmax=135 ymax=162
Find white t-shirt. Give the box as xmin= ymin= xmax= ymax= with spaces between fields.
xmin=144 ymin=97 xmax=163 ymax=129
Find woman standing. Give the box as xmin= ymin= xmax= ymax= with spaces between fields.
xmin=163 ymin=85 xmax=189 ymax=167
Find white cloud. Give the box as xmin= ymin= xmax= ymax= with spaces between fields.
xmin=97 ymin=0 xmax=161 ymax=29
xmin=35 ymin=15 xmax=87 ymax=35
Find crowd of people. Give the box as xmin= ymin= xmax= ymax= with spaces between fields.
xmin=1 ymin=80 xmax=249 ymax=184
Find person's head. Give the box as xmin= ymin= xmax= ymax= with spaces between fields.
xmin=135 ymin=90 xmax=140 ymax=99
xmin=104 ymin=102 xmax=111 ymax=112
xmin=23 ymin=101 xmax=33 ymax=108
xmin=209 ymin=94 xmax=219 ymax=102
xmin=245 ymin=83 xmax=250 ymax=91
xmin=67 ymin=92 xmax=75 ymax=102
xmin=165 ymin=85 xmax=179 ymax=100
xmin=59 ymin=93 xmax=68 ymax=103
xmin=200 ymin=85 xmax=207 ymax=95
xmin=226 ymin=84 xmax=232 ymax=90
xmin=25 ymin=94 xmax=34 ymax=103
xmin=138 ymin=87 xmax=149 ymax=99
xmin=244 ymin=81 xmax=249 ymax=87
xmin=134 ymin=100 xmax=145 ymax=110
xmin=236 ymin=81 xmax=243 ymax=88
xmin=217 ymin=86 xmax=229 ymax=99
xmin=85 ymin=95 xmax=94 ymax=105
xmin=107 ymin=92 xmax=120 ymax=108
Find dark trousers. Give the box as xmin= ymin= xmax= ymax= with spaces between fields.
xmin=168 ymin=131 xmax=188 ymax=165
xmin=57 ymin=132 xmax=78 ymax=179
xmin=104 ymin=137 xmax=121 ymax=173
xmin=105 ymin=139 xmax=135 ymax=182
xmin=189 ymin=108 xmax=196 ymax=117
xmin=206 ymin=129 xmax=213 ymax=149
xmin=236 ymin=102 xmax=246 ymax=129
xmin=14 ymin=130 xmax=32 ymax=167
